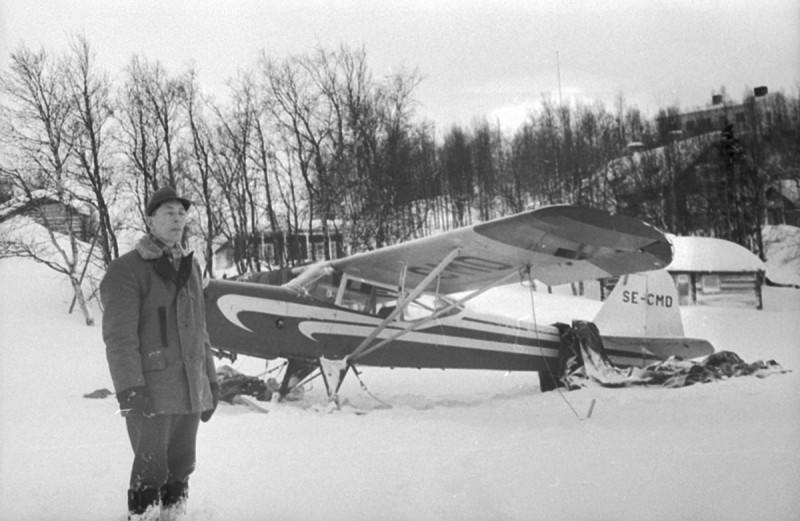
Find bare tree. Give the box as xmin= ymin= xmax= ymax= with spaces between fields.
xmin=65 ymin=34 xmax=119 ymax=265
xmin=183 ymin=67 xmax=221 ymax=276
xmin=440 ymin=125 xmax=473 ymax=227
xmin=211 ymin=71 xmax=262 ymax=274
xmin=506 ymin=123 xmax=537 ymax=213
xmin=260 ymin=53 xmax=326 ymax=262
xmin=471 ymin=120 xmax=499 ymax=221
xmin=250 ymin=94 xmax=284 ymax=268
xmin=359 ymin=60 xmax=423 ymax=246
xmin=309 ymin=44 xmax=372 ymax=253
xmin=0 ymin=44 xmax=95 ymax=325
xmin=118 ymin=56 xmax=187 ymax=208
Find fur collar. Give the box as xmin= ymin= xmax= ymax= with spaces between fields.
xmin=135 ymin=234 xmax=170 ymax=260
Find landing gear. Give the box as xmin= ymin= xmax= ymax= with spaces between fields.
xmin=278 ymin=357 xmax=351 ymax=405
xmin=278 ymin=358 xmax=317 ymax=400
xmin=318 ymin=358 xmax=350 ymax=405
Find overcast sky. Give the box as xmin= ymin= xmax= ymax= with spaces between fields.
xmin=1 ymin=0 xmax=798 ymax=131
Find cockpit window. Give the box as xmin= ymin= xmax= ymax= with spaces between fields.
xmin=340 ymin=278 xmax=374 ymax=312
xmin=309 ymin=272 xmax=464 ymax=320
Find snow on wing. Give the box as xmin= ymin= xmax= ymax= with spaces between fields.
xmin=330 ymin=205 xmax=672 ymax=293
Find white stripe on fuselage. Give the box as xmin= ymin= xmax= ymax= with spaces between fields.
xmin=215 ymin=294 xmax=559 ymax=358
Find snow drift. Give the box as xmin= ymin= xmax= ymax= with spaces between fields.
xmin=1 ymin=234 xmax=799 ymax=520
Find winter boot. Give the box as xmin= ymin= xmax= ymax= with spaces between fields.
xmin=160 ymin=480 xmax=188 ymax=519
xmin=127 ymin=488 xmax=160 ymax=520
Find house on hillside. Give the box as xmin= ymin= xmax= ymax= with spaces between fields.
xmin=581 ymin=132 xmax=720 ymax=219
xmin=587 ymin=89 xmax=799 ymax=236
xmin=667 ymin=235 xmax=766 ymax=310
xmin=656 ymin=88 xmax=796 ymax=140
xmin=766 ymin=180 xmax=800 ymax=227
xmin=0 ymin=191 xmax=96 ymax=242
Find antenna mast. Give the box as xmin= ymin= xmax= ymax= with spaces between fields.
xmin=556 ymin=50 xmax=563 ymax=106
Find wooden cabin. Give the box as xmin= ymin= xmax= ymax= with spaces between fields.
xmin=667 ymin=236 xmax=766 ymax=309
xmin=0 ymin=193 xmax=96 ymax=243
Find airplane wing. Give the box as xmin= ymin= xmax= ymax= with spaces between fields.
xmin=329 ymin=205 xmax=672 ymax=294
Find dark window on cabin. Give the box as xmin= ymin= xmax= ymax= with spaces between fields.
xmin=288 ymin=238 xmax=307 ymax=261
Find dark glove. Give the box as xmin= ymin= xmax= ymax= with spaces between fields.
xmin=201 ymin=383 xmax=220 ymax=423
xmin=117 ymin=386 xmax=154 ymax=417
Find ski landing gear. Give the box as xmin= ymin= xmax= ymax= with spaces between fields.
xmin=318 ymin=358 xmax=350 ymax=406
xmin=277 ymin=358 xmax=318 ymax=400
xmin=278 ymin=357 xmax=351 ymax=406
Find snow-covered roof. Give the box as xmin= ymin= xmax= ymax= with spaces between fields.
xmin=667 ymin=235 xmax=765 ymax=272
xmin=777 ymin=180 xmax=799 ymax=204
xmin=0 ymin=189 xmax=94 ymax=219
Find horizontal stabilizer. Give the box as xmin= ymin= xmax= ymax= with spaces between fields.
xmin=602 ymin=336 xmax=715 ymax=366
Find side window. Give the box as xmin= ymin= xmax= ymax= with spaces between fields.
xmin=374 ymin=287 xmax=399 ymax=318
xmin=701 ymin=274 xmax=721 ymax=294
xmin=312 ymin=241 xmax=326 ymax=261
xmin=340 ymin=278 xmax=375 ymax=313
xmin=675 ymin=273 xmax=691 ymax=305
xmin=259 ymin=242 xmax=275 ymax=263
xmin=331 ymin=275 xmax=464 ymax=319
xmin=402 ymin=298 xmax=436 ymax=321
xmin=338 ymin=276 xmax=401 ymax=316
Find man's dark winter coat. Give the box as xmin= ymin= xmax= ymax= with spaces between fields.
xmin=101 ymin=235 xmax=217 ymax=414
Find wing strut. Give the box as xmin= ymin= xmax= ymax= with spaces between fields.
xmin=346 ymin=248 xmax=462 ymax=362
xmin=348 ymin=266 xmax=523 ymax=363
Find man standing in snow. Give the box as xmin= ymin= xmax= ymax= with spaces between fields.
xmin=101 ymin=186 xmax=219 ymax=520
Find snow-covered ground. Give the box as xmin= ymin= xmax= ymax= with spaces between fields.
xmin=764 ymin=224 xmax=800 ymax=287
xmin=1 ymin=246 xmax=799 ymax=520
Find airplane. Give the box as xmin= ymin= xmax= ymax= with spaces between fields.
xmin=203 ymin=204 xmax=714 ymax=403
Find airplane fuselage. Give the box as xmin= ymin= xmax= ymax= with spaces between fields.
xmin=201 ymin=207 xmax=714 ymax=398
xmin=204 ymin=279 xmax=564 ymax=372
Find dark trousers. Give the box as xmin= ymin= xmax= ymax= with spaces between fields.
xmin=125 ymin=413 xmax=200 ymax=490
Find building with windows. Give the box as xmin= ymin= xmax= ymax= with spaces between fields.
xmin=600 ymin=235 xmax=766 ymax=309
xmin=213 ymin=223 xmax=346 ymax=274
xmin=666 ymin=235 xmax=766 ymax=309
xmin=656 ymin=87 xmax=784 ymax=139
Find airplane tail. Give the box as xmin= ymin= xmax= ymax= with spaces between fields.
xmin=593 ymin=270 xmax=714 ymax=366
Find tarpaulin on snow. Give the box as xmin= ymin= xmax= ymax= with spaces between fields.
xmin=558 ymin=320 xmax=789 ymax=389
xmin=216 ymin=365 xmax=306 ymax=403
xmin=217 ymin=365 xmax=276 ymax=403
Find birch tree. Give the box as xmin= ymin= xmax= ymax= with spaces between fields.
xmin=65 ymin=34 xmax=119 ymax=265
xmin=118 ymin=56 xmax=187 ymax=212
xmin=0 ymin=44 xmax=95 ymax=324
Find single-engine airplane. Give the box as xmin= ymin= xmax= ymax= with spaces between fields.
xmin=204 ymin=205 xmax=714 ymax=402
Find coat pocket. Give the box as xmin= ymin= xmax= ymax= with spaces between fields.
xmin=142 ymin=349 xmax=167 ymax=372
xmin=158 ymin=306 xmax=168 ymax=348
